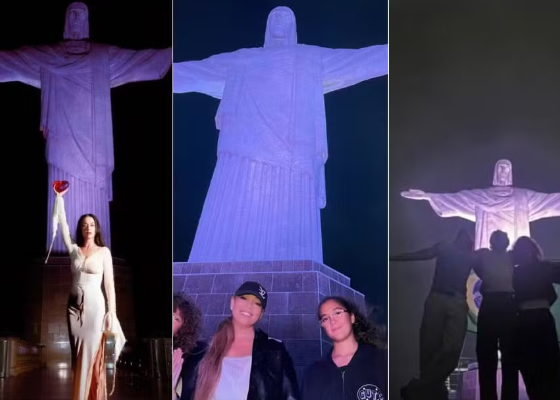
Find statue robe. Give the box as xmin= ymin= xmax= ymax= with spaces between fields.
xmin=174 ymin=43 xmax=387 ymax=263
xmin=1 ymin=42 xmax=171 ymax=251
xmin=426 ymin=186 xmax=560 ymax=250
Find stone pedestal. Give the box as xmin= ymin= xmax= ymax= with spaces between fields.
xmin=173 ymin=260 xmax=366 ymax=377
xmin=21 ymin=256 xmax=135 ymax=367
xmin=460 ymin=364 xmax=528 ymax=400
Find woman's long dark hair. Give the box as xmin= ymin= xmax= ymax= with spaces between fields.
xmin=75 ymin=213 xmax=105 ymax=247
xmin=319 ymin=296 xmax=386 ymax=348
xmin=194 ymin=317 xmax=234 ymax=400
xmin=173 ymin=293 xmax=202 ymax=353
xmin=511 ymin=236 xmax=544 ymax=266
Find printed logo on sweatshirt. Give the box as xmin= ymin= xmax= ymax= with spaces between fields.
xmin=356 ymin=384 xmax=383 ymax=400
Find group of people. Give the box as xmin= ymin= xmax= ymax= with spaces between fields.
xmin=172 ymin=282 xmax=387 ymax=400
xmin=392 ymin=229 xmax=560 ymax=400
xmin=43 ymin=181 xmax=560 ymax=400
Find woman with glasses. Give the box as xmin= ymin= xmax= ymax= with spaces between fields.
xmin=300 ymin=296 xmax=387 ymax=400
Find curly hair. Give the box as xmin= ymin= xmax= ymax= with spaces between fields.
xmin=318 ymin=296 xmax=386 ymax=349
xmin=173 ymin=293 xmax=202 ymax=353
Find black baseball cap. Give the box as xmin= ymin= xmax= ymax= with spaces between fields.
xmin=234 ymin=281 xmax=268 ymax=310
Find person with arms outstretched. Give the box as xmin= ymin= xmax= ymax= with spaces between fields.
xmin=391 ymin=229 xmax=476 ymax=400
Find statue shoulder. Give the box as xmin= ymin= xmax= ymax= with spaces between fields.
xmin=236 ymin=47 xmax=258 ymax=56
xmin=298 ymin=43 xmax=323 ymax=55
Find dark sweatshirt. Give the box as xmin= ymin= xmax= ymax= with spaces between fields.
xmin=300 ymin=344 xmax=387 ymax=400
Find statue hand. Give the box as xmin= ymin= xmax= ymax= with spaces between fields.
xmin=401 ymin=189 xmax=427 ymax=200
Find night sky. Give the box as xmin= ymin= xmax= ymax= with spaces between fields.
xmin=0 ymin=1 xmax=172 ymax=339
xmin=390 ymin=1 xmax=560 ymax=397
xmin=173 ymin=0 xmax=388 ymax=320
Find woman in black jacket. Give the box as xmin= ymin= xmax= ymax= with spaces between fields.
xmin=181 ymin=281 xmax=299 ymax=400
xmin=300 ymin=296 xmax=387 ymax=400
xmin=511 ymin=236 xmax=560 ymax=400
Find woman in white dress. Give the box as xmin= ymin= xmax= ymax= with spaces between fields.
xmin=53 ymin=186 xmax=126 ymax=400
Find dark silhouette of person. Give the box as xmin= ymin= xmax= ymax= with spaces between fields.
xmin=473 ymin=230 xmax=518 ymax=400
xmin=391 ymin=228 xmax=476 ymax=400
xmin=510 ymin=236 xmax=560 ymax=400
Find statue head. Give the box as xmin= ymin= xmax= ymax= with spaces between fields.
xmin=264 ymin=6 xmax=297 ymax=47
xmin=63 ymin=2 xmax=89 ymax=40
xmin=492 ymin=159 xmax=512 ymax=186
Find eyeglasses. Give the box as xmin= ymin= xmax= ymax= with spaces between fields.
xmin=319 ymin=309 xmax=348 ymax=325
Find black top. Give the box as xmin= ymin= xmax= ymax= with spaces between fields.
xmin=473 ymin=249 xmax=515 ymax=294
xmin=300 ymin=344 xmax=387 ymax=400
xmin=391 ymin=242 xmax=475 ymax=295
xmin=513 ymin=260 xmax=560 ymax=307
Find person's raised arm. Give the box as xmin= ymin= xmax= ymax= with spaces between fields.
xmin=390 ymin=243 xmax=442 ymax=262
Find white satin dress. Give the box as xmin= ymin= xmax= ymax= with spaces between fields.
xmin=54 ymin=194 xmax=126 ymax=400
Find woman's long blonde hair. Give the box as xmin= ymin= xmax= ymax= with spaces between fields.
xmin=193 ymin=317 xmax=235 ymax=400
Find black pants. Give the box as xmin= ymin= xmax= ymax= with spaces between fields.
xmin=419 ymin=291 xmax=468 ymax=385
xmin=515 ymin=308 xmax=560 ymax=400
xmin=401 ymin=290 xmax=468 ymax=400
xmin=476 ymin=292 xmax=518 ymax=400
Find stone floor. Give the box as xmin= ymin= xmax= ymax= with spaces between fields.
xmin=0 ymin=366 xmax=171 ymax=400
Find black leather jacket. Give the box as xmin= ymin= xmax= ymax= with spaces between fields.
xmin=180 ymin=329 xmax=299 ymax=400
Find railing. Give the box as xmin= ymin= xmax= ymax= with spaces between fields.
xmin=0 ymin=337 xmax=45 ymax=377
xmin=114 ymin=338 xmax=171 ymax=388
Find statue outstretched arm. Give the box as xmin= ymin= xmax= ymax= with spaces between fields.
xmin=390 ymin=243 xmax=441 ymax=262
xmin=321 ymin=44 xmax=387 ymax=94
xmin=173 ymin=51 xmax=234 ymax=99
xmin=401 ymin=188 xmax=478 ymax=222
xmin=0 ymin=47 xmax=42 ymax=88
xmin=110 ymin=46 xmax=172 ymax=88
xmin=528 ymin=191 xmax=560 ymax=221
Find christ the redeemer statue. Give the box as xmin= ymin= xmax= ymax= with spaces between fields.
xmin=0 ymin=2 xmax=171 ymax=252
xmin=173 ymin=6 xmax=387 ymax=263
xmin=401 ymin=159 xmax=560 ymax=250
